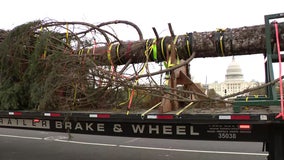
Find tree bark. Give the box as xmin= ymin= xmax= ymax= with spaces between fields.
xmin=91 ymin=23 xmax=284 ymax=65
xmin=1 ymin=23 xmax=284 ymax=65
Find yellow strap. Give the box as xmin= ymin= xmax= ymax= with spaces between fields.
xmin=87 ymin=48 xmax=90 ymax=55
xmin=66 ymin=23 xmax=69 ymax=45
xmin=167 ymin=43 xmax=180 ymax=67
xmin=163 ymin=61 xmax=168 ymax=68
xmin=118 ymin=88 xmax=131 ymax=106
xmin=107 ymin=44 xmax=115 ymax=75
xmin=176 ymin=102 xmax=194 ymax=116
xmin=174 ymin=35 xmax=180 ymax=64
xmin=79 ymin=49 xmax=85 ymax=64
xmin=220 ymin=35 xmax=224 ymax=56
xmin=167 ymin=44 xmax=173 ymax=67
xmin=176 ymin=51 xmax=180 ymax=64
xmin=217 ymin=28 xmax=225 ymax=56
xmin=173 ymin=35 xmax=180 ymax=64
xmin=167 ymin=57 xmax=179 ymax=67
xmin=42 ymin=44 xmax=47 ymax=59
xmin=145 ymin=39 xmax=149 ymax=56
xmin=165 ymin=79 xmax=169 ymax=85
xmin=146 ymin=39 xmax=149 ymax=49
xmin=39 ymin=26 xmax=47 ymax=59
xmin=141 ymin=102 xmax=162 ymax=117
xmin=168 ymin=57 xmax=175 ymax=67
xmin=107 ymin=44 xmax=114 ymax=65
xmin=245 ymin=96 xmax=249 ymax=102
xmin=144 ymin=39 xmax=150 ymax=63
xmin=161 ymin=37 xmax=166 ymax=60
xmin=186 ymin=35 xmax=191 ymax=56
xmin=42 ymin=48 xmax=47 ymax=59
xmin=78 ymin=49 xmax=83 ymax=55
xmin=116 ymin=44 xmax=123 ymax=64
xmin=217 ymin=28 xmax=224 ymax=32
xmin=173 ymin=35 xmax=179 ymax=44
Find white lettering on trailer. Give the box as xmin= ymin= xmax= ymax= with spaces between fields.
xmin=55 ymin=121 xmax=105 ymax=132
xmin=65 ymin=122 xmax=72 ymax=130
xmin=0 ymin=118 xmax=50 ymax=129
xmin=190 ymin=126 xmax=200 ymax=135
xmin=260 ymin=115 xmax=268 ymax=120
xmin=55 ymin=121 xmax=62 ymax=129
xmin=97 ymin=123 xmax=105 ymax=132
xmin=163 ymin=125 xmax=172 ymax=135
xmin=113 ymin=124 xmax=123 ymax=133
xmin=86 ymin=123 xmax=94 ymax=131
xmin=131 ymin=124 xmax=145 ymax=133
xmin=75 ymin=123 xmax=83 ymax=130
xmin=176 ymin=126 xmax=186 ymax=135
xmin=131 ymin=124 xmax=188 ymax=135
xmin=140 ymin=124 xmax=197 ymax=136
xmin=54 ymin=121 xmax=200 ymax=136
xmin=206 ymin=124 xmax=253 ymax=140
xmin=149 ymin=125 xmax=159 ymax=134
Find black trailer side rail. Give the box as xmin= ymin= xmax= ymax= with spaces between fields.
xmin=1 ymin=111 xmax=283 ymax=160
xmin=0 ymin=111 xmax=281 ymax=142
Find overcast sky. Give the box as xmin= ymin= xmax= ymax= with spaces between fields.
xmin=1 ymin=0 xmax=284 ymax=83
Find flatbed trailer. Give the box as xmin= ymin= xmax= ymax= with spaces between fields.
xmin=1 ymin=13 xmax=284 ymax=160
xmin=0 ymin=110 xmax=283 ymax=159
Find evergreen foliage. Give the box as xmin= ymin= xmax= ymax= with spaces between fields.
xmin=0 ymin=20 xmax=147 ymax=111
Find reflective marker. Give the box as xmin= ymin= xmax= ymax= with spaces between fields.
xmin=239 ymin=124 xmax=251 ymax=130
xmin=147 ymin=115 xmax=173 ymax=120
xmin=8 ymin=112 xmax=22 ymax=116
xmin=89 ymin=114 xmax=110 ymax=118
xmin=44 ymin=113 xmax=61 ymax=117
xmin=33 ymin=119 xmax=40 ymax=123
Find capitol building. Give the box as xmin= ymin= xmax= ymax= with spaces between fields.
xmin=208 ymin=57 xmax=259 ymax=97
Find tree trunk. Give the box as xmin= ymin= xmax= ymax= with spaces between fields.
xmin=1 ymin=23 xmax=284 ymax=65
xmin=91 ymin=23 xmax=284 ymax=65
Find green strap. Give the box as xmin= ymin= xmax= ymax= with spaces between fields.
xmin=152 ymin=39 xmax=157 ymax=61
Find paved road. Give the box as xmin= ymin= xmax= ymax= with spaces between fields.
xmin=0 ymin=128 xmax=268 ymax=160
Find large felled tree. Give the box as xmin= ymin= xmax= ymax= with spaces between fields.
xmin=0 ymin=19 xmax=283 ymax=111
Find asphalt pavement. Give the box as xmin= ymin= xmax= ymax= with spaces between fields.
xmin=0 ymin=127 xmax=268 ymax=160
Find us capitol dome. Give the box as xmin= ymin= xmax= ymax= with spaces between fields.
xmin=208 ymin=57 xmax=259 ymax=97
xmin=225 ymin=56 xmax=244 ymax=82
